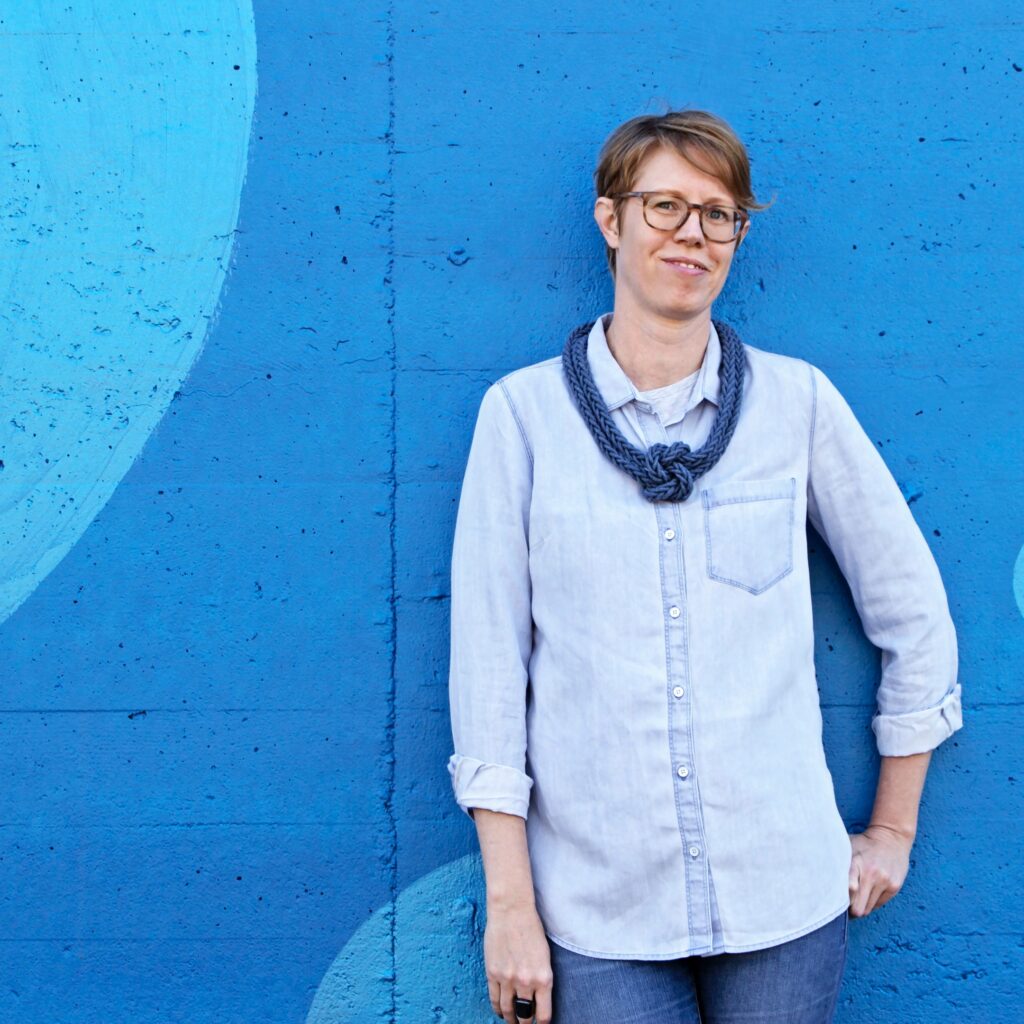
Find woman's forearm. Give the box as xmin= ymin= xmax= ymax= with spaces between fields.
xmin=868 ymin=750 xmax=933 ymax=841
xmin=472 ymin=808 xmax=538 ymax=910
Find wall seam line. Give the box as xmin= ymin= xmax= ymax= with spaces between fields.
xmin=384 ymin=2 xmax=399 ymax=1021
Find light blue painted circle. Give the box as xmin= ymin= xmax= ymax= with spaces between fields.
xmin=306 ymin=853 xmax=494 ymax=1022
xmin=0 ymin=2 xmax=257 ymax=626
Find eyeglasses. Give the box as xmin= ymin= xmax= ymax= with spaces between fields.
xmin=611 ymin=191 xmax=748 ymax=243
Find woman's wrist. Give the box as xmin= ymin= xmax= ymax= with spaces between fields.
xmin=486 ymin=886 xmax=537 ymax=913
xmin=865 ymin=820 xmax=916 ymax=846
xmin=473 ymin=808 xmax=539 ymax=914
xmin=868 ymin=751 xmax=931 ymax=847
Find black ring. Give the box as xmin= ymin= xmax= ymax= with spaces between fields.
xmin=513 ymin=993 xmax=536 ymax=1019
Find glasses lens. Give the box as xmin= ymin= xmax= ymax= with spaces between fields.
xmin=643 ymin=193 xmax=686 ymax=230
xmin=701 ymin=206 xmax=740 ymax=242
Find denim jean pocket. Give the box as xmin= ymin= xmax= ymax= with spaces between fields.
xmin=701 ymin=477 xmax=796 ymax=595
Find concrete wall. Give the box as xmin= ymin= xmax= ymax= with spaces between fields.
xmin=0 ymin=1 xmax=1019 ymax=1021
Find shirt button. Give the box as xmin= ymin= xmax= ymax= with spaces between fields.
xmin=689 ymin=846 xmax=700 ymax=858
xmin=672 ymin=686 xmax=684 ymax=698
xmin=663 ymin=528 xmax=676 ymax=540
xmin=669 ymin=606 xmax=681 ymax=618
xmin=676 ymin=765 xmax=689 ymax=778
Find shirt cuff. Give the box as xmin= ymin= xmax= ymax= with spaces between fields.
xmin=870 ymin=681 xmax=963 ymax=756
xmin=447 ymin=753 xmax=534 ymax=820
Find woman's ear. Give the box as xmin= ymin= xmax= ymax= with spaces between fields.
xmin=594 ymin=196 xmax=620 ymax=251
xmin=736 ymin=218 xmax=751 ymax=249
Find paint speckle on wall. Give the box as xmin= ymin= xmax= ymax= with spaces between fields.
xmin=0 ymin=1 xmax=257 ymax=626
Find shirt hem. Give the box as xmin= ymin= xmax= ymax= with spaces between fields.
xmin=544 ymin=900 xmax=850 ymax=961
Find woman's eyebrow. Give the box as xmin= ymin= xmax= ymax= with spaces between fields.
xmin=647 ymin=188 xmax=735 ymax=205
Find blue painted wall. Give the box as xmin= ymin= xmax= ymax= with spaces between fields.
xmin=0 ymin=2 xmax=1019 ymax=1021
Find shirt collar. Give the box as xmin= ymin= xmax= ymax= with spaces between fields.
xmin=586 ymin=312 xmax=722 ymax=412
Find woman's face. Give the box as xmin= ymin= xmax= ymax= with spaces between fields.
xmin=595 ymin=145 xmax=750 ymax=323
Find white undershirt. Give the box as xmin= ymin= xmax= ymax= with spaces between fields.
xmin=634 ymin=367 xmax=701 ymax=427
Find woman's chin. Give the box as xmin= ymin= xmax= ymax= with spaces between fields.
xmin=652 ymin=298 xmax=713 ymax=322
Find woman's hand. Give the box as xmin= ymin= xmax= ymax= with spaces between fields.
xmin=847 ymin=824 xmax=914 ymax=918
xmin=484 ymin=899 xmax=553 ymax=1024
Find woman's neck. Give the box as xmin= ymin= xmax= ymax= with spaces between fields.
xmin=604 ymin=306 xmax=710 ymax=391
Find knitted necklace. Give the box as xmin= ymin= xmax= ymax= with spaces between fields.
xmin=561 ymin=318 xmax=746 ymax=503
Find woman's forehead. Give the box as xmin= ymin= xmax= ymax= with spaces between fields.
xmin=632 ymin=146 xmax=735 ymax=203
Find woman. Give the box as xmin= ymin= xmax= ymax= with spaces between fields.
xmin=446 ymin=109 xmax=963 ymax=1024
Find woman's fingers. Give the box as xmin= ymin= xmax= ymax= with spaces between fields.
xmin=535 ymin=982 xmax=553 ymax=1024
xmin=848 ymin=850 xmax=863 ymax=915
xmin=498 ymin=980 xmax=513 ymax=1022
xmin=496 ymin=982 xmax=550 ymax=1023
xmin=847 ymin=826 xmax=913 ymax=918
xmin=499 ymin=982 xmax=528 ymax=1023
xmin=491 ymin=978 xmax=524 ymax=1022
xmin=848 ymin=847 xmax=900 ymax=916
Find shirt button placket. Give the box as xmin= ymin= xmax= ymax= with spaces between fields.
xmin=658 ymin=501 xmax=713 ymax=951
xmin=638 ymin=410 xmax=713 ymax=952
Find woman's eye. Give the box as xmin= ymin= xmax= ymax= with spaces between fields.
xmin=708 ymin=208 xmax=728 ymax=221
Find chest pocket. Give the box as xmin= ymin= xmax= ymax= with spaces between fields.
xmin=701 ymin=477 xmax=797 ymax=595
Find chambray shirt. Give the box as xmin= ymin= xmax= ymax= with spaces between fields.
xmin=446 ymin=312 xmax=963 ymax=959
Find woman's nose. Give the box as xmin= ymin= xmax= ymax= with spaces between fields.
xmin=674 ymin=207 xmax=705 ymax=242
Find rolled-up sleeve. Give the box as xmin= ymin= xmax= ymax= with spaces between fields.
xmin=446 ymin=380 xmax=535 ymax=820
xmin=806 ymin=364 xmax=963 ymax=757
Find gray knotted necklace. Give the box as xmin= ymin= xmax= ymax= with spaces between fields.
xmin=561 ymin=318 xmax=745 ymax=503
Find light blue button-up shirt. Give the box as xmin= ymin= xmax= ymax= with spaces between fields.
xmin=446 ymin=312 xmax=963 ymax=959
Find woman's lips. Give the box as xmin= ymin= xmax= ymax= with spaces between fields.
xmin=663 ymin=258 xmax=708 ymax=276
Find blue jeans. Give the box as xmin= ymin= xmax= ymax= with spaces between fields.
xmin=548 ymin=909 xmax=848 ymax=1023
